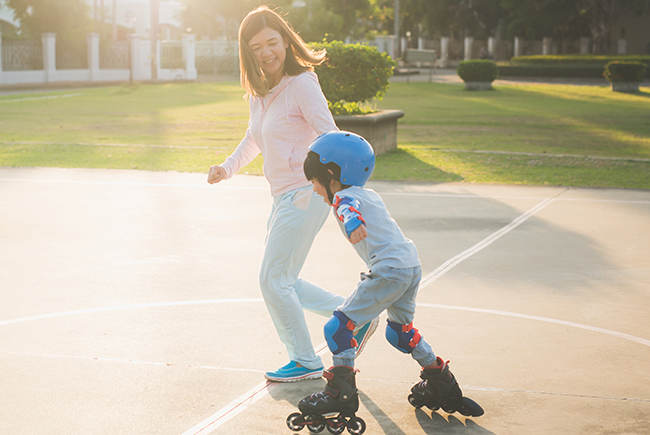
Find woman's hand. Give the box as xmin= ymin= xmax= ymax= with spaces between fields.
xmin=207 ymin=165 xmax=227 ymax=184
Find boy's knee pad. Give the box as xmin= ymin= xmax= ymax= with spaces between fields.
xmin=386 ymin=320 xmax=421 ymax=354
xmin=324 ymin=311 xmax=358 ymax=355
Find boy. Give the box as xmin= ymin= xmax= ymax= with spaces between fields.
xmin=290 ymin=131 xmax=483 ymax=431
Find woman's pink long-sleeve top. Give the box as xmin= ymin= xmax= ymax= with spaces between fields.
xmin=221 ymin=71 xmax=338 ymax=197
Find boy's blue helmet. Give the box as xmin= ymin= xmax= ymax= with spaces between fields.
xmin=309 ymin=131 xmax=375 ymax=186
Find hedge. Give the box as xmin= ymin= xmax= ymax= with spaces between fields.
xmin=457 ymin=60 xmax=498 ymax=82
xmin=603 ymin=61 xmax=647 ymax=83
xmin=510 ymin=54 xmax=650 ymax=66
xmin=310 ymin=40 xmax=395 ymax=115
xmin=502 ymin=55 xmax=650 ymax=79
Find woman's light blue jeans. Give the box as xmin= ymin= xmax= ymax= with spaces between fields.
xmin=259 ymin=186 xmax=346 ymax=370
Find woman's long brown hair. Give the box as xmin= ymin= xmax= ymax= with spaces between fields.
xmin=238 ymin=6 xmax=326 ymax=97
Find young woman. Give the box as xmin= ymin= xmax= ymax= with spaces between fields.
xmin=207 ymin=6 xmax=378 ymax=382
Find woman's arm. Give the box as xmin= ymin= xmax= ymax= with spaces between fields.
xmin=293 ymin=72 xmax=338 ymax=136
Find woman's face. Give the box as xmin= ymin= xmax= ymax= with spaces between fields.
xmin=248 ymin=26 xmax=288 ymax=86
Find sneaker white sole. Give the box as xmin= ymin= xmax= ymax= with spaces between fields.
xmin=356 ymin=317 xmax=380 ymax=357
xmin=264 ymin=370 xmax=324 ymax=383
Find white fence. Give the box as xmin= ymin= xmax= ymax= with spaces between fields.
xmin=0 ymin=33 xmax=197 ymax=86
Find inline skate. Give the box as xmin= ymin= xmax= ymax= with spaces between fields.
xmin=408 ymin=357 xmax=484 ymax=417
xmin=286 ymin=366 xmax=366 ymax=434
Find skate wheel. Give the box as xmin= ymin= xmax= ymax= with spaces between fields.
xmin=346 ymin=417 xmax=366 ymax=435
xmin=407 ymin=394 xmax=423 ymax=409
xmin=326 ymin=422 xmax=345 ymax=434
xmin=287 ymin=412 xmax=303 ymax=431
xmin=307 ymin=422 xmax=325 ymax=433
xmin=457 ymin=397 xmax=485 ymax=417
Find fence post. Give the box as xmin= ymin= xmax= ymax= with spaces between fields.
xmin=42 ymin=33 xmax=56 ymax=82
xmin=514 ymin=36 xmax=524 ymax=58
xmin=87 ymin=33 xmax=100 ymax=81
xmin=440 ymin=37 xmax=449 ymax=68
xmin=0 ymin=32 xmax=3 ymax=73
xmin=464 ymin=36 xmax=473 ymax=60
xmin=130 ymin=34 xmax=141 ymax=81
xmin=542 ymin=37 xmax=552 ymax=55
xmin=182 ymin=34 xmax=197 ymax=80
xmin=386 ymin=35 xmax=396 ymax=59
xmin=488 ymin=37 xmax=495 ymax=58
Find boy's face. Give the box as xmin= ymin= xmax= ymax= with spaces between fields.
xmin=310 ymin=179 xmax=331 ymax=205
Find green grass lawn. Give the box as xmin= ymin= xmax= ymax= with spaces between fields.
xmin=1 ymin=80 xmax=649 ymax=189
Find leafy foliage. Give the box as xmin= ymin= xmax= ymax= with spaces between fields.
xmin=6 ymin=0 xmax=91 ymax=38
xmin=310 ymin=40 xmax=395 ymax=114
xmin=457 ymin=60 xmax=498 ymax=82
xmin=179 ymin=0 xmax=292 ymax=40
xmin=603 ymin=61 xmax=647 ymax=83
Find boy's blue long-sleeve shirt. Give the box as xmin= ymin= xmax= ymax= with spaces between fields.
xmin=333 ymin=186 xmax=420 ymax=270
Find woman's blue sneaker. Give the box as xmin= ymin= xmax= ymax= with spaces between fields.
xmin=265 ymin=361 xmax=324 ymax=382
xmin=353 ymin=316 xmax=379 ymax=357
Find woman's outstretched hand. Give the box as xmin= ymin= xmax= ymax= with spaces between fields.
xmin=207 ymin=165 xmax=227 ymax=184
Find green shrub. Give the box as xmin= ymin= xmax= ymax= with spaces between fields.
xmin=511 ymin=54 xmax=650 ymax=66
xmin=310 ymin=40 xmax=395 ymax=115
xmin=603 ymin=61 xmax=647 ymax=83
xmin=498 ymin=64 xmax=605 ymax=78
xmin=457 ymin=60 xmax=498 ymax=82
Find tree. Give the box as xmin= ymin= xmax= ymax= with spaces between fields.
xmin=179 ymin=0 xmax=292 ymax=40
xmin=6 ymin=0 xmax=91 ymax=38
xmin=577 ymin=0 xmax=648 ymax=53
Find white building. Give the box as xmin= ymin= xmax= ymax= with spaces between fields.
xmin=85 ymin=0 xmax=183 ymax=39
xmin=0 ymin=0 xmax=182 ymax=39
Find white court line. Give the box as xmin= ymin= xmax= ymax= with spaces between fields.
xmin=0 ymin=93 xmax=83 ymax=103
xmin=0 ymin=299 xmax=264 ymax=327
xmin=0 ymin=178 xmax=268 ymax=191
xmin=418 ymin=193 xmax=564 ymax=289
xmin=0 ymin=350 xmax=265 ymax=373
xmin=416 ymin=304 xmax=650 ymax=348
xmin=3 ymin=180 xmax=648 ymax=433
xmin=180 ymin=194 xmax=565 ymax=435
xmin=181 ymin=342 xmax=329 ymax=435
xmin=3 ymin=176 xmax=649 ymax=204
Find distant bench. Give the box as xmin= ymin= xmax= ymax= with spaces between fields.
xmin=404 ymin=48 xmax=437 ymax=83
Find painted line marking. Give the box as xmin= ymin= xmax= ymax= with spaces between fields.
xmin=429 ymin=148 xmax=650 ymax=163
xmin=2 ymin=176 xmax=649 ymax=204
xmin=416 ymin=303 xmax=650 ymax=348
xmin=419 ymin=192 xmax=565 ymax=289
xmin=181 ymin=342 xmax=329 ymax=435
xmin=0 ymin=178 xmax=268 ymax=191
xmin=0 ymin=350 xmax=265 ymax=373
xmin=3 ymin=177 xmax=650 ymax=206
xmin=2 ymin=180 xmax=648 ymax=432
xmin=0 ymin=140 xmax=233 ymax=150
xmin=0 ymin=93 xmax=83 ymax=103
xmin=0 ymin=299 xmax=264 ymax=327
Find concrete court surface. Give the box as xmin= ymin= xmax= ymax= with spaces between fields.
xmin=1 ymin=167 xmax=649 ymax=435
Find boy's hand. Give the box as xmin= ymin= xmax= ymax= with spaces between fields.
xmin=349 ymin=225 xmax=367 ymax=244
xmin=207 ymin=165 xmax=227 ymax=184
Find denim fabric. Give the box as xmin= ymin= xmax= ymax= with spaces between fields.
xmin=332 ymin=265 xmax=437 ymax=368
xmin=259 ymin=186 xmax=346 ymax=370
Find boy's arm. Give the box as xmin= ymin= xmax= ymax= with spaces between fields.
xmin=333 ymin=194 xmax=367 ymax=244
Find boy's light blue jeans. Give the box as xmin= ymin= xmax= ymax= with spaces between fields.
xmin=260 ymin=186 xmax=346 ymax=370
xmin=334 ymin=265 xmax=437 ymax=368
